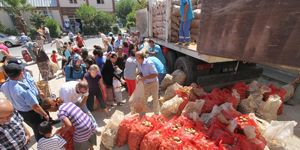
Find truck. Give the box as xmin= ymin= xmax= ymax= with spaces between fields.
xmin=136 ymin=0 xmax=300 ymax=90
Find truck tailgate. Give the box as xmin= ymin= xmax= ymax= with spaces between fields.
xmin=197 ymin=0 xmax=300 ymax=68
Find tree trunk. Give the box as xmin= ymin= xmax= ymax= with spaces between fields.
xmin=15 ymin=15 xmax=28 ymax=33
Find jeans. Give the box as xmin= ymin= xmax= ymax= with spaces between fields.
xmin=179 ymin=20 xmax=192 ymax=42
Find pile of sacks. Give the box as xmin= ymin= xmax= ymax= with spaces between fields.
xmin=152 ymin=0 xmax=167 ymax=41
xmin=170 ymin=0 xmax=202 ymax=43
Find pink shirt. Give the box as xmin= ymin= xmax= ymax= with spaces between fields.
xmin=0 ymin=44 xmax=9 ymax=54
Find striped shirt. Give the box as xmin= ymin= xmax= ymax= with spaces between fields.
xmin=58 ymin=102 xmax=96 ymax=143
xmin=0 ymin=111 xmax=27 ymax=150
xmin=37 ymin=135 xmax=66 ymax=150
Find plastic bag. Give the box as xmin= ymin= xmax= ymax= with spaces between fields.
xmin=171 ymin=69 xmax=186 ymax=85
xmin=161 ymin=74 xmax=174 ymax=91
xmin=238 ymin=92 xmax=263 ymax=114
xmin=129 ymin=81 xmax=148 ymax=114
xmin=116 ymin=114 xmax=140 ymax=147
xmin=257 ymin=95 xmax=282 ymax=122
xmin=264 ymin=84 xmax=287 ymax=115
xmin=263 ymin=120 xmax=297 ymax=149
xmin=113 ymin=77 xmax=123 ymax=103
xmin=282 ymin=84 xmax=295 ymax=102
xmin=160 ymin=95 xmax=184 ymax=118
xmin=164 ymin=82 xmax=182 ymax=101
xmin=102 ymin=110 xmax=125 ymax=150
xmin=182 ymin=99 xmax=205 ymax=121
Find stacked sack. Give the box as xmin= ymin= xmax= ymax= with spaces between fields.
xmin=170 ymin=0 xmax=202 ymax=43
xmin=152 ymin=0 xmax=167 ymax=41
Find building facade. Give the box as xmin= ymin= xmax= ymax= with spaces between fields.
xmin=0 ymin=0 xmax=115 ymax=31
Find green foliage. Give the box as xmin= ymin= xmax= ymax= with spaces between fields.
xmin=45 ymin=18 xmax=62 ymax=38
xmin=30 ymin=12 xmax=46 ymax=28
xmin=116 ymin=0 xmax=134 ymax=25
xmin=75 ymin=4 xmax=97 ymax=25
xmin=132 ymin=0 xmax=148 ymax=11
xmin=0 ymin=22 xmax=5 ymax=33
xmin=94 ymin=11 xmax=115 ymax=34
xmin=4 ymin=28 xmax=18 ymax=35
xmin=112 ymin=25 xmax=120 ymax=35
xmin=126 ymin=21 xmax=135 ymax=29
xmin=0 ymin=0 xmax=32 ymax=33
xmin=126 ymin=11 xmax=136 ymax=23
xmin=28 ymin=27 xmax=37 ymax=39
xmin=75 ymin=4 xmax=115 ymax=35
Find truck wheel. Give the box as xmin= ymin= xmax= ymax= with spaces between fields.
xmin=166 ymin=51 xmax=176 ymax=73
xmin=175 ymin=56 xmax=195 ymax=85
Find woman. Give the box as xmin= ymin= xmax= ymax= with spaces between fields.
xmin=124 ymin=44 xmax=137 ymax=96
xmin=36 ymin=28 xmax=45 ymax=48
xmin=75 ymin=33 xmax=85 ymax=48
xmin=103 ymin=37 xmax=113 ymax=53
xmin=33 ymin=43 xmax=54 ymax=80
xmin=122 ymin=42 xmax=129 ymax=56
xmin=101 ymin=52 xmax=119 ymax=106
xmin=83 ymin=65 xmax=107 ymax=112
xmin=64 ymin=54 xmax=86 ymax=82
xmin=42 ymin=98 xmax=97 ymax=150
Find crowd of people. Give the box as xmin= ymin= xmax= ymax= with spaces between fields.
xmin=0 ymin=30 xmax=168 ymax=150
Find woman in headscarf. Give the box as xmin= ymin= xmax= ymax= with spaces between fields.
xmin=64 ymin=54 xmax=87 ymax=82
xmin=33 ymin=43 xmax=55 ymax=80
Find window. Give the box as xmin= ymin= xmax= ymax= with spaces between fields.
xmin=97 ymin=0 xmax=104 ymax=4
xmin=70 ymin=0 xmax=77 ymax=4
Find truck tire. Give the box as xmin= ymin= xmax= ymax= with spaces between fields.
xmin=166 ymin=51 xmax=176 ymax=73
xmin=175 ymin=56 xmax=195 ymax=85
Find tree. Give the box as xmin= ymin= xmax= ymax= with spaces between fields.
xmin=126 ymin=11 xmax=136 ymax=23
xmin=75 ymin=4 xmax=97 ymax=34
xmin=45 ymin=17 xmax=62 ymax=38
xmin=115 ymin=0 xmax=134 ymax=25
xmin=30 ymin=12 xmax=46 ymax=28
xmin=94 ymin=11 xmax=115 ymax=34
xmin=0 ymin=0 xmax=32 ymax=33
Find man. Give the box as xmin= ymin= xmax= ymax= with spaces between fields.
xmin=148 ymin=56 xmax=167 ymax=84
xmin=114 ymin=33 xmax=123 ymax=49
xmin=148 ymin=39 xmax=167 ymax=67
xmin=0 ymin=99 xmax=31 ymax=150
xmin=43 ymin=26 xmax=52 ymax=43
xmin=1 ymin=58 xmax=50 ymax=141
xmin=136 ymin=51 xmax=160 ymax=114
xmin=59 ymin=80 xmax=101 ymax=134
xmin=51 ymin=36 xmax=64 ymax=56
xmin=20 ymin=32 xmax=31 ymax=45
xmin=179 ymin=0 xmax=194 ymax=45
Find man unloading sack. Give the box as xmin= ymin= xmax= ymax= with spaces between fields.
xmin=136 ymin=51 xmax=160 ymax=114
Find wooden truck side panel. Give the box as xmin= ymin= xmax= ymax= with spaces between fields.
xmin=197 ymin=0 xmax=300 ymax=68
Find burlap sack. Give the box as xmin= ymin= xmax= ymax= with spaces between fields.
xmin=191 ymin=19 xmax=200 ymax=28
xmin=171 ymin=15 xmax=180 ymax=26
xmin=161 ymin=74 xmax=174 ymax=91
xmin=164 ymin=82 xmax=183 ymax=101
xmin=36 ymin=80 xmax=51 ymax=97
xmin=193 ymin=9 xmax=201 ymax=19
xmin=172 ymin=5 xmax=180 ymax=17
xmin=171 ymin=23 xmax=179 ymax=32
xmin=171 ymin=70 xmax=187 ymax=85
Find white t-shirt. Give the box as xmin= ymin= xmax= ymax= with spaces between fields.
xmin=44 ymin=27 xmax=50 ymax=34
xmin=37 ymin=135 xmax=66 ymax=150
xmin=59 ymin=81 xmax=88 ymax=103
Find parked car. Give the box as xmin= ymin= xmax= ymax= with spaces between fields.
xmin=0 ymin=33 xmax=20 ymax=47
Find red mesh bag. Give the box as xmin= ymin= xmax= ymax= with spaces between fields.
xmin=116 ymin=115 xmax=140 ymax=147
xmin=128 ymin=116 xmax=158 ymax=150
xmin=222 ymin=89 xmax=239 ymax=108
xmin=232 ymin=82 xmax=249 ymax=100
xmin=208 ymin=118 xmax=235 ymax=145
xmin=56 ymin=126 xmax=75 ymax=150
xmin=158 ymin=132 xmax=184 ymax=150
xmin=264 ymin=84 xmax=287 ymax=115
xmin=233 ymin=114 xmax=260 ymax=137
xmin=201 ymin=88 xmax=227 ymax=113
xmin=192 ymin=133 xmax=219 ymax=150
xmin=220 ymin=107 xmax=241 ymax=121
xmin=232 ymin=134 xmax=266 ymax=150
xmin=140 ymin=128 xmax=166 ymax=150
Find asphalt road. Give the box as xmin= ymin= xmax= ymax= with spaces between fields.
xmin=9 ymin=36 xmax=104 ymax=59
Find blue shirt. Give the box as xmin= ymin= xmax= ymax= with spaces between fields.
xmin=180 ymin=0 xmax=194 ymax=21
xmin=22 ymin=71 xmax=39 ymax=96
xmin=148 ymin=44 xmax=166 ymax=66
xmin=64 ymin=49 xmax=71 ymax=60
xmin=20 ymin=35 xmax=30 ymax=45
xmin=1 ymin=79 xmax=39 ymax=112
xmin=96 ymin=57 xmax=106 ymax=70
xmin=148 ymin=56 xmax=166 ymax=74
xmin=114 ymin=39 xmax=123 ymax=49
xmin=137 ymin=58 xmax=158 ymax=84
xmin=64 ymin=65 xmax=86 ymax=82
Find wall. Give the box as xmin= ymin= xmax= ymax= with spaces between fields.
xmin=89 ymin=0 xmax=114 ymax=12
xmin=59 ymin=0 xmax=87 ymax=7
xmin=0 ymin=9 xmax=14 ymax=29
xmin=50 ymin=10 xmax=63 ymax=27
